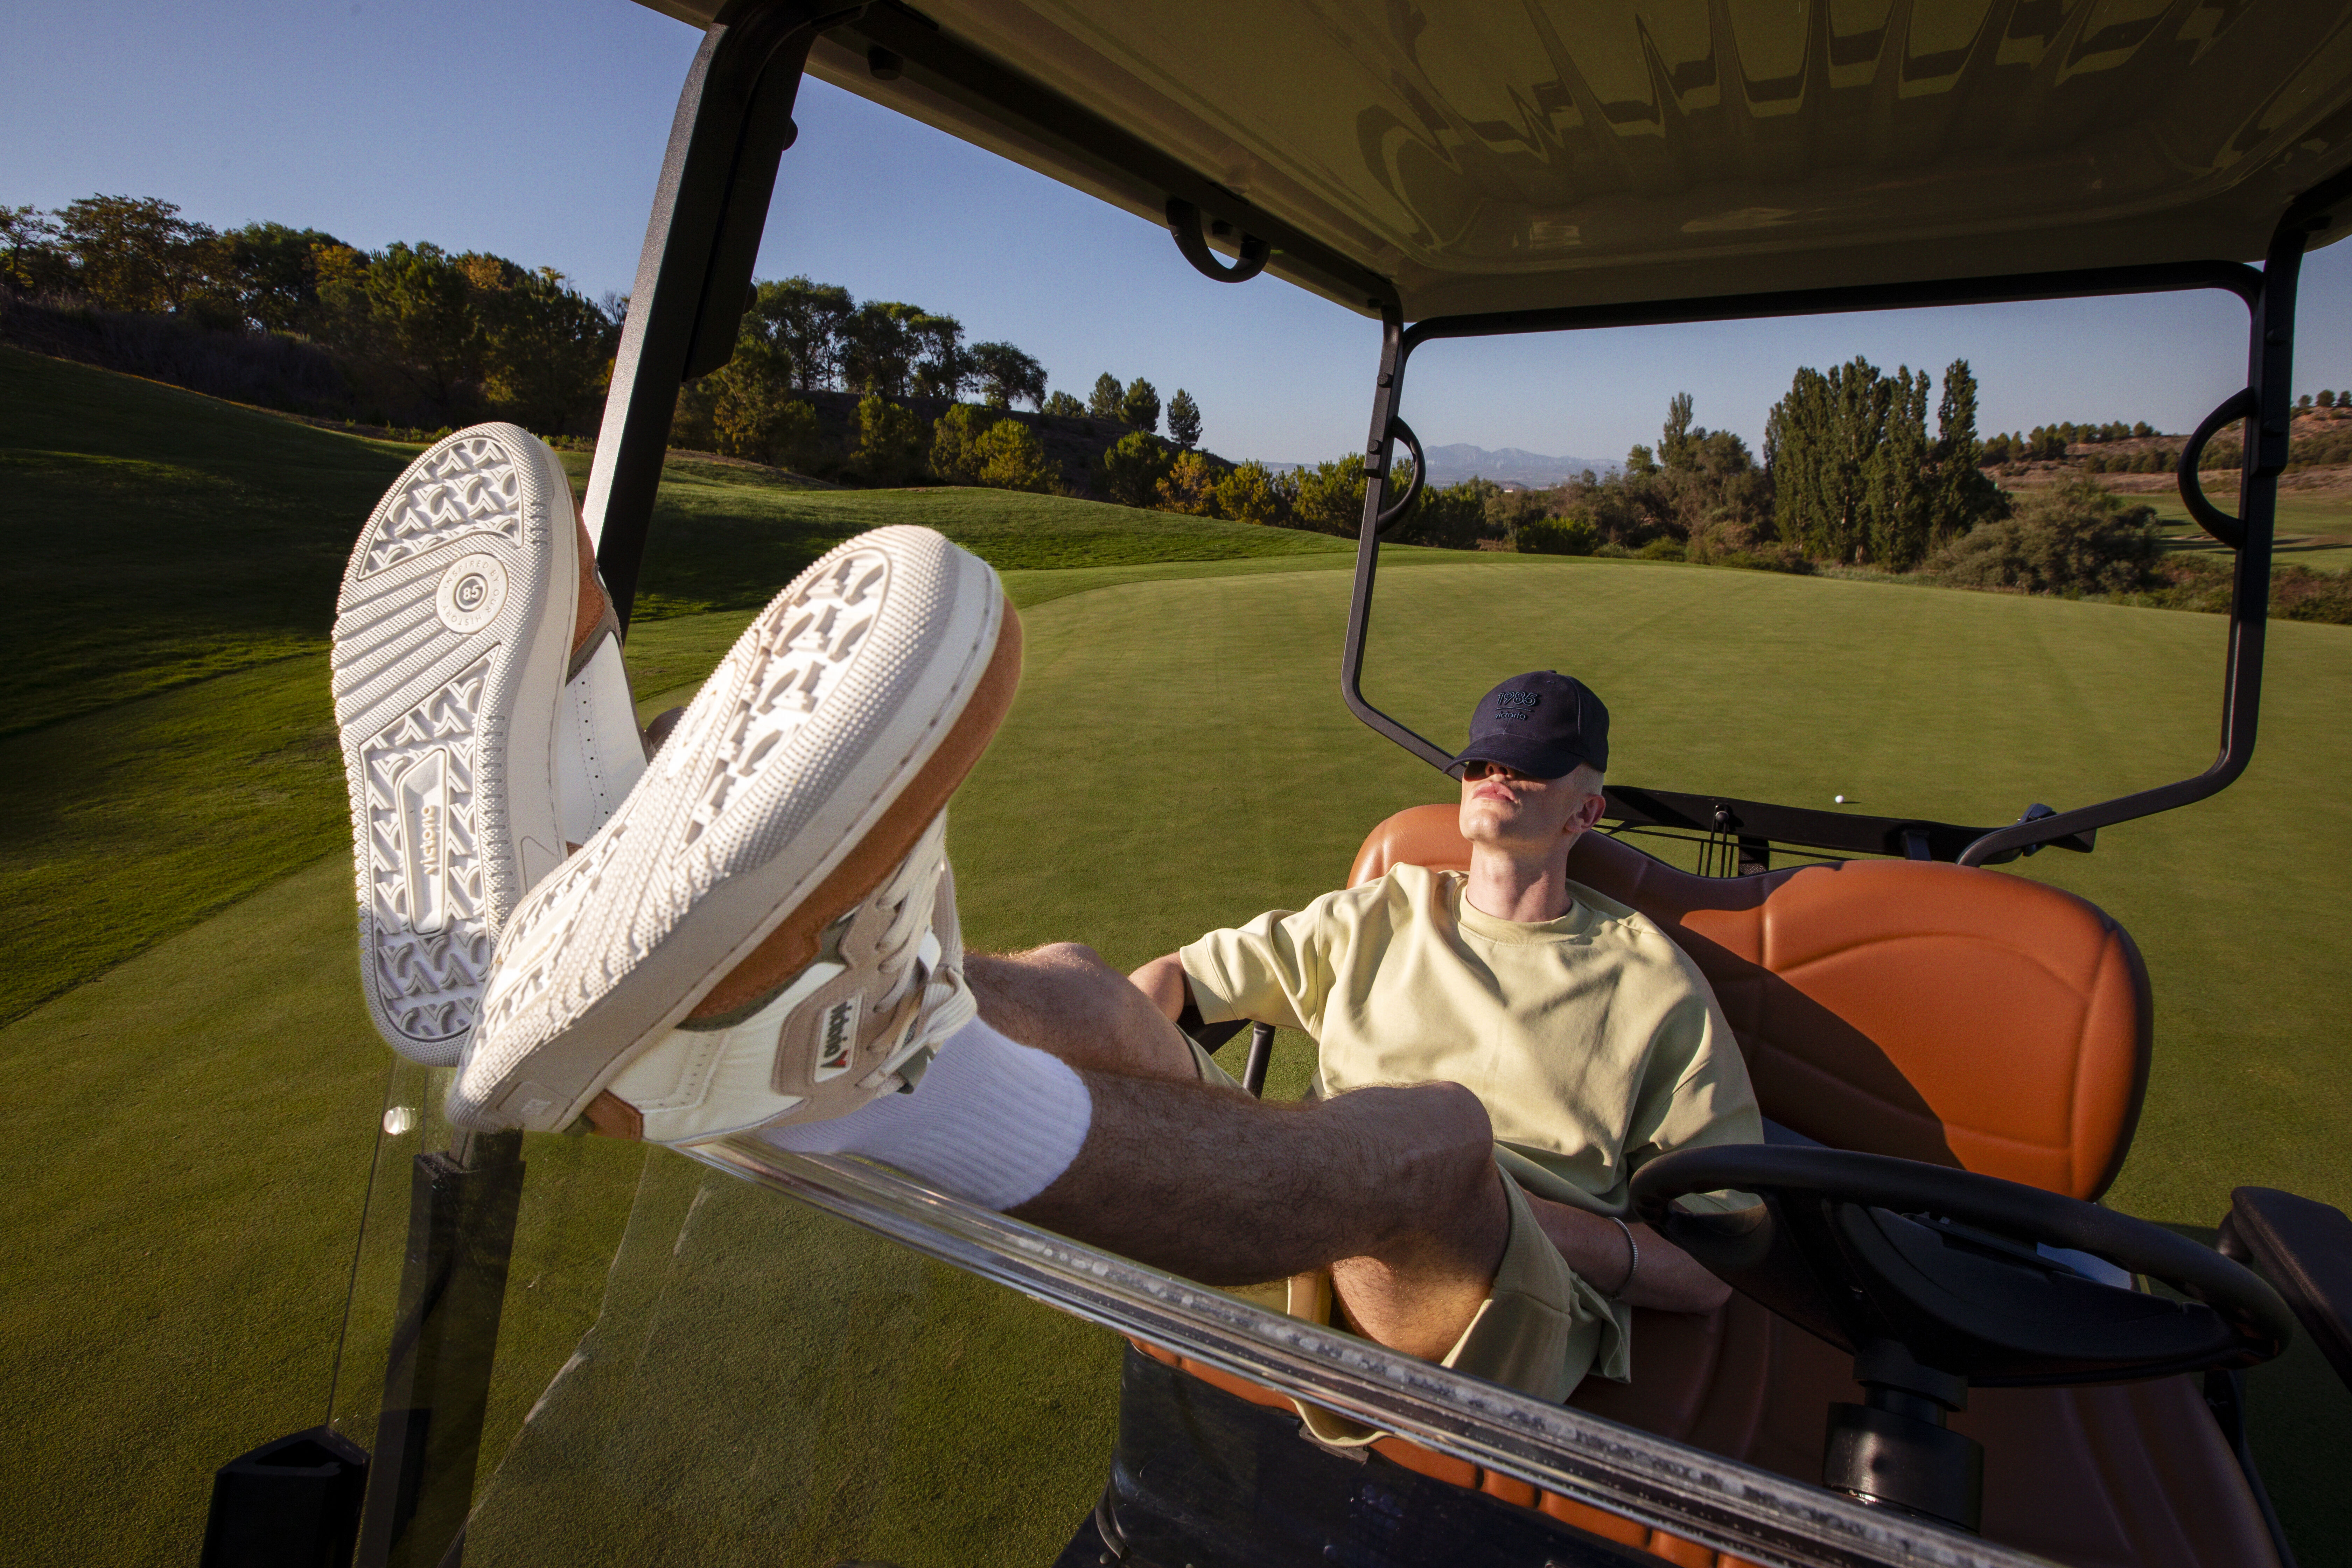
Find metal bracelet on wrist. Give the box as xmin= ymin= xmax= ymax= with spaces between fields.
xmin=1606 ymin=1215 xmax=1640 ymax=1298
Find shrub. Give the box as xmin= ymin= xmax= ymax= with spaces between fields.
xmin=1291 ymin=454 xmax=1367 ymax=536
xmin=1517 ymin=514 xmax=1600 ymax=555
xmin=0 ymin=291 xmax=351 ymax=416
xmin=975 ymin=417 xmax=1060 ymax=493
xmin=2273 ymin=564 xmax=2352 ymax=623
xmin=1100 ymin=430 xmax=1175 ymax=507
xmin=1485 ymin=486 xmax=1554 ymax=545
xmin=1638 ymin=537 xmax=1687 ymax=561
xmin=1686 ymin=518 xmax=1812 ymax=573
xmin=1155 ymin=449 xmax=1219 ymax=514
xmin=769 ymin=399 xmax=824 ymax=471
xmin=1930 ymin=478 xmax=2158 ymax=594
xmin=1211 ymin=460 xmax=1294 ymax=526
xmin=1389 ymin=477 xmax=1486 ymax=548
xmin=930 ymin=402 xmax=989 ymax=483
xmin=2139 ymin=555 xmax=2352 ymax=624
xmin=855 ymin=393 xmax=926 ymax=485
xmin=712 ymin=359 xmax=821 ymax=470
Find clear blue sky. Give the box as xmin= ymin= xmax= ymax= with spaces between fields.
xmin=14 ymin=0 xmax=2352 ymax=466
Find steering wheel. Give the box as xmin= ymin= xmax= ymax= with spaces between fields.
xmin=1629 ymin=1144 xmax=2294 ymax=1531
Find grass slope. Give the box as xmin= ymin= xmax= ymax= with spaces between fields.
xmin=2152 ymin=490 xmax=2352 ymax=570
xmin=0 ymin=349 xmax=1351 ymax=1024
xmin=0 ymin=347 xmax=413 ymax=737
xmin=575 ymin=452 xmax=1350 ymax=623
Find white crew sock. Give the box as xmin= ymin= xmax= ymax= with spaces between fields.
xmin=757 ymin=1017 xmax=1092 ymax=1210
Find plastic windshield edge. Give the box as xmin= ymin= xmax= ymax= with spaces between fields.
xmin=685 ymin=1138 xmax=2057 ymax=1568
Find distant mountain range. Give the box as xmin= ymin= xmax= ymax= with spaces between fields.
xmin=1263 ymin=444 xmax=1614 ymax=487
xmin=1417 ymin=443 xmax=1615 ymax=487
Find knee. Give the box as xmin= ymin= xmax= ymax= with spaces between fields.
xmin=1026 ymin=940 xmax=1107 ymax=972
xmin=1330 ymin=1081 xmax=1497 ymax=1198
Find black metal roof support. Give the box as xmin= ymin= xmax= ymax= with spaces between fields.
xmin=1955 ymin=225 xmax=2311 ymax=865
xmin=1342 ymin=307 xmax=1455 ymax=774
xmin=1335 ymin=241 xmax=2346 ymax=865
xmin=344 ymin=13 xmax=856 ymax=1566
xmin=581 ymin=0 xmax=866 ymax=629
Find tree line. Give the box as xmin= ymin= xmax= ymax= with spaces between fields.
xmin=3 ymin=194 xmax=618 ymax=432
xmin=1310 ymin=357 xmax=2003 ymax=572
xmin=708 ymin=350 xmax=2021 ymax=568
xmin=2 ymin=194 xmax=1223 ymax=475
xmin=669 ymin=272 xmax=1210 ymax=496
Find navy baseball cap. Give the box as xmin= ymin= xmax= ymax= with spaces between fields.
xmin=1450 ymin=671 xmax=1609 ymax=779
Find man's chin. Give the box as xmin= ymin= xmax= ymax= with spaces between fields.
xmin=1458 ymin=808 xmax=1513 ymax=843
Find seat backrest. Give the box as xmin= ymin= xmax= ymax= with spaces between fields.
xmin=1349 ymin=804 xmax=2152 ymax=1201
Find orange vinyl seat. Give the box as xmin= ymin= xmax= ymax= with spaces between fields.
xmin=1150 ymin=805 xmax=2280 ymax=1568
xmin=1349 ymin=804 xmax=2152 ymax=1200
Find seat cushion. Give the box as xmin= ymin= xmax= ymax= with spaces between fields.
xmin=1349 ymin=804 xmax=2152 ymax=1202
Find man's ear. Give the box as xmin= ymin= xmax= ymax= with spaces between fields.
xmin=1571 ymin=786 xmax=1608 ymax=834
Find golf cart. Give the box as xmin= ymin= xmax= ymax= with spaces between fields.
xmin=198 ymin=4 xmax=2352 ymax=1566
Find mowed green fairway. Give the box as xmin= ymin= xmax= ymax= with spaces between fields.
xmin=2146 ymin=489 xmax=2352 ymax=568
xmin=9 ymin=351 xmax=2352 ymax=1564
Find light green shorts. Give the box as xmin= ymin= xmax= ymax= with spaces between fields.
xmin=1182 ymin=1035 xmax=1624 ymax=1436
xmin=1185 ymin=1036 xmax=1247 ymax=1092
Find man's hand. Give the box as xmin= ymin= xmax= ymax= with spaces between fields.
xmin=1128 ymin=952 xmax=1189 ymax=1022
xmin=1524 ymin=1192 xmax=1730 ymax=1314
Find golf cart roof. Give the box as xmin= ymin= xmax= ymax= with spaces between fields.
xmin=635 ymin=0 xmax=2352 ymax=318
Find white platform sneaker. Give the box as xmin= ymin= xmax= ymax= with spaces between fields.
xmin=450 ymin=526 xmax=1021 ymax=1140
xmin=331 ymin=425 xmax=647 ymax=1065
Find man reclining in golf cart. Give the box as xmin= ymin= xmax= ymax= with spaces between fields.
xmin=1111 ymin=669 xmax=1758 ymax=1421
xmin=334 ymin=426 xmax=1751 ymax=1416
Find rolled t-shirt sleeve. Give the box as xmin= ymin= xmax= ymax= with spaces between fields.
xmin=1621 ymin=972 xmax=1763 ymax=1214
xmin=1178 ymin=899 xmax=1338 ymax=1035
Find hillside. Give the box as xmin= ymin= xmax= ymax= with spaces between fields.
xmin=0 ymin=346 xmax=1346 ymax=736
xmin=1992 ymin=402 xmax=2352 ymax=493
xmin=1419 ymin=442 xmax=1616 ymax=488
xmin=0 ymin=346 xmax=1357 ymax=1026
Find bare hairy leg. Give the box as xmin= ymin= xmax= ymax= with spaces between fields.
xmin=973 ymin=945 xmax=1508 ymax=1360
xmin=1008 ymin=1074 xmax=1509 ymax=1359
xmin=965 ymin=944 xmax=1201 ymax=1081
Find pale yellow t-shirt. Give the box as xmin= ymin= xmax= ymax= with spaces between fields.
xmin=1178 ymin=864 xmax=1762 ymax=1219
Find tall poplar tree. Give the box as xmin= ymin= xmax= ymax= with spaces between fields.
xmin=1660 ymin=391 xmax=1697 ymax=470
xmin=1769 ymin=360 xmax=1886 ymax=562
xmin=1768 ymin=355 xmax=1991 ymax=567
xmin=1865 ymin=366 xmax=1931 ymax=568
xmin=1928 ymin=358 xmax=2004 ymax=541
